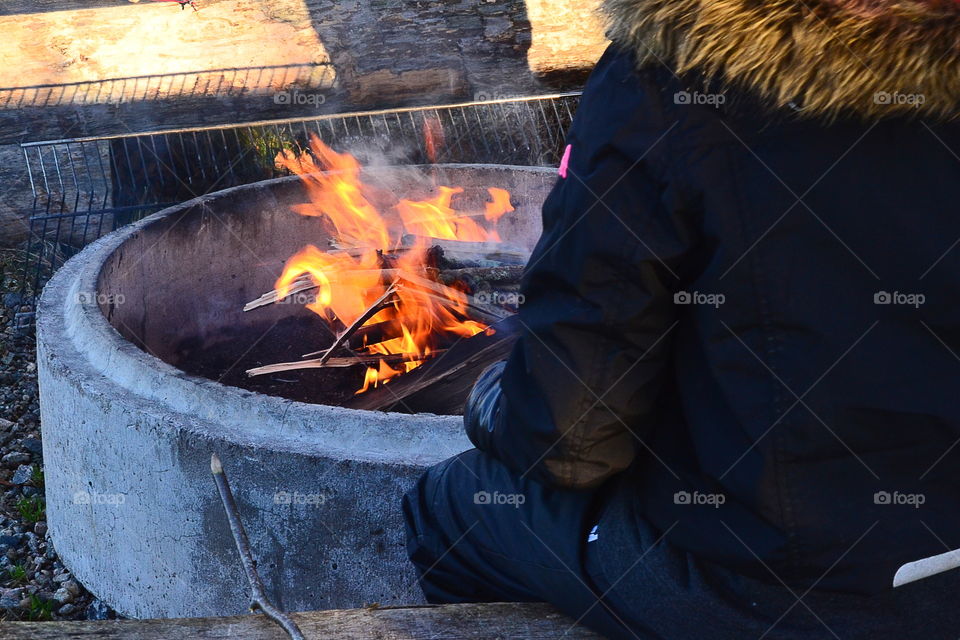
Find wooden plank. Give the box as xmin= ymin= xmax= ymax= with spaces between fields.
xmin=0 ymin=0 xmax=593 ymax=144
xmin=0 ymin=1 xmax=127 ymax=15
xmin=0 ymin=0 xmax=339 ymax=144
xmin=0 ymin=602 xmax=602 ymax=639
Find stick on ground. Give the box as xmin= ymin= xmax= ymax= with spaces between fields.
xmin=211 ymin=454 xmax=306 ymax=640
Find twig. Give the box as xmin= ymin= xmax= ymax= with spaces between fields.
xmin=245 ymin=351 xmax=445 ymax=377
xmin=243 ymin=275 xmax=316 ymax=312
xmin=244 ymin=269 xmax=408 ymax=312
xmin=304 ymin=281 xmax=400 ymax=364
xmin=319 ymin=320 xmax=392 ymax=354
xmin=210 ymin=454 xmax=305 ymax=640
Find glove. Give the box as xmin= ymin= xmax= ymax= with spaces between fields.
xmin=463 ymin=360 xmax=506 ymax=452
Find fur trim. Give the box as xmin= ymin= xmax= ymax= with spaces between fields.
xmin=602 ymin=0 xmax=960 ymax=120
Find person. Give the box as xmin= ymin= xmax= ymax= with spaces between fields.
xmin=403 ymin=0 xmax=960 ymax=637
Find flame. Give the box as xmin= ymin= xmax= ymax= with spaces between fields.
xmin=274 ymin=245 xmax=381 ymax=324
xmin=274 ymin=135 xmax=512 ymax=393
xmin=275 ymin=143 xmax=390 ymax=251
xmin=422 ymin=115 xmax=445 ymax=164
xmin=396 ymin=187 xmax=500 ymax=242
xmin=483 ymin=187 xmax=514 ymax=243
xmin=485 ymin=187 xmax=514 ymax=223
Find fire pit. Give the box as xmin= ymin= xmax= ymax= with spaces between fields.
xmin=36 ymin=163 xmax=553 ymax=618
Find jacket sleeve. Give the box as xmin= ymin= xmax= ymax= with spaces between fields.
xmin=464 ymin=50 xmax=701 ymax=489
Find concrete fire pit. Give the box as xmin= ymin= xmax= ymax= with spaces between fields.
xmin=36 ymin=165 xmax=553 ymax=618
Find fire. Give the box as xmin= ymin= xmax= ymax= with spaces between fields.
xmin=274 ymin=135 xmax=511 ymax=393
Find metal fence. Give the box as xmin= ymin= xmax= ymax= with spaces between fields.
xmin=15 ymin=92 xmax=580 ymax=328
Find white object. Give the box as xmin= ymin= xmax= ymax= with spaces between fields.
xmin=893 ymin=548 xmax=960 ymax=587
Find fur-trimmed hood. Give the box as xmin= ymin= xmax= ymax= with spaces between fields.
xmin=602 ymin=0 xmax=960 ymax=120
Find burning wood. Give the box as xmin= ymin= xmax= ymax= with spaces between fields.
xmin=346 ymin=315 xmax=519 ymax=413
xmin=297 ymin=280 xmax=399 ymax=362
xmin=243 ymin=274 xmax=316 ymax=312
xmin=438 ymin=265 xmax=525 ymax=290
xmin=241 ymin=135 xmax=523 ymax=399
xmin=243 ymin=264 xmax=522 ymax=313
xmin=246 ymin=352 xmax=439 ymax=377
xmin=400 ymin=235 xmax=528 ymax=267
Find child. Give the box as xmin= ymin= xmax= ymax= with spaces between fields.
xmin=405 ymin=1 xmax=960 ymax=637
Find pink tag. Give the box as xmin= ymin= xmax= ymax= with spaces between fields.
xmin=558 ymin=144 xmax=572 ymax=178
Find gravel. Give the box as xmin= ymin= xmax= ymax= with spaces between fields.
xmin=52 ymin=587 xmax=73 ymax=605
xmin=21 ymin=439 xmax=41 ymax=457
xmin=10 ymin=465 xmax=31 ymax=485
xmin=1 ymin=452 xmax=29 ymax=468
xmin=0 ymin=249 xmax=120 ymax=622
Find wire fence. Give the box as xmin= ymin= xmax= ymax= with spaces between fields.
xmin=14 ymin=92 xmax=580 ymax=329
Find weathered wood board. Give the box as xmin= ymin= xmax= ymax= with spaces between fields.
xmin=0 ymin=0 xmax=605 ymax=144
xmin=0 ymin=602 xmax=604 ymax=639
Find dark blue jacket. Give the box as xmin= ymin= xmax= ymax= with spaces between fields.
xmin=465 ymin=12 xmax=960 ymax=596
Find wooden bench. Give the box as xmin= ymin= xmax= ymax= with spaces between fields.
xmin=1 ymin=602 xmax=604 ymax=639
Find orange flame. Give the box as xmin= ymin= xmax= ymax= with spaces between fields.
xmin=274 ymin=136 xmax=512 ymax=393
xmin=423 ymin=115 xmax=445 ymax=164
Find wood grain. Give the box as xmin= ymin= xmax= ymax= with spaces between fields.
xmin=0 ymin=602 xmax=603 ymax=639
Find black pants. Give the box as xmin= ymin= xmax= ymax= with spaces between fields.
xmin=403 ymin=448 xmax=637 ymax=639
xmin=403 ymin=449 xmax=960 ymax=640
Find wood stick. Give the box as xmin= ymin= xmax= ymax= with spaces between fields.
xmin=244 ymin=271 xmax=402 ymax=313
xmin=346 ymin=315 xmax=519 ymax=413
xmin=244 ymin=268 xmax=435 ymax=312
xmin=307 ymin=282 xmax=400 ymax=365
xmin=401 ymin=235 xmax=529 ymax=265
xmin=300 ymin=323 xmax=387 ymax=359
xmin=210 ymin=454 xmax=306 ymax=640
xmin=438 ymin=265 xmax=525 ymax=287
xmin=244 ymin=275 xmax=316 ymax=312
xmin=400 ymin=235 xmax=527 ymax=256
xmin=246 ymin=352 xmax=442 ymax=376
xmin=247 ymin=282 xmax=401 ymax=377
xmin=339 ymin=320 xmax=393 ymax=352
